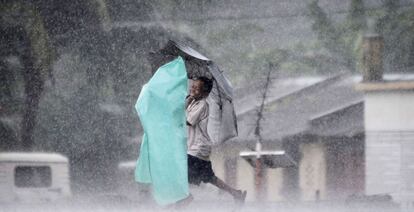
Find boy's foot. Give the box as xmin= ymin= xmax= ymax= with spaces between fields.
xmin=234 ymin=190 xmax=247 ymax=204
xmin=174 ymin=194 xmax=194 ymax=209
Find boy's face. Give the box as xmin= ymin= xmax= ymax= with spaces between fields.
xmin=190 ymin=80 xmax=204 ymax=98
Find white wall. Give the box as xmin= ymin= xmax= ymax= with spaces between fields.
xmin=211 ymin=144 xmax=285 ymax=202
xmin=236 ymin=158 xmax=256 ymax=201
xmin=0 ymin=163 xmax=14 ymax=202
xmin=299 ymin=142 xmax=327 ymax=201
xmin=365 ymin=92 xmax=414 ymax=131
xmin=267 ymin=168 xmax=284 ymax=201
xmin=364 ymin=91 xmax=414 ymax=203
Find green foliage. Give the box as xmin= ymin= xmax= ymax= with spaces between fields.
xmin=308 ymin=0 xmax=342 ymax=54
xmin=207 ymin=23 xmax=265 ymax=46
xmin=241 ymin=48 xmax=288 ymax=77
xmin=0 ymin=2 xmax=54 ymax=150
xmin=89 ymin=0 xmax=112 ymax=30
xmin=376 ymin=0 xmax=414 ymax=71
xmin=0 ymin=2 xmax=54 ymax=79
xmin=347 ymin=0 xmax=366 ymax=31
xmin=308 ymin=0 xmax=414 ymax=73
xmin=308 ymin=0 xmax=366 ymax=72
xmin=147 ymin=0 xmax=213 ymax=21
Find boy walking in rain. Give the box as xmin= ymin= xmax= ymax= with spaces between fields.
xmin=185 ymin=77 xmax=246 ymax=203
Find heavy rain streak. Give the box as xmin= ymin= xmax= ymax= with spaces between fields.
xmin=1 ymin=0 xmax=414 ymax=211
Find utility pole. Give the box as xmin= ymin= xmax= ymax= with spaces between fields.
xmin=239 ymin=61 xmax=297 ymax=201
xmin=253 ymin=62 xmax=273 ymax=201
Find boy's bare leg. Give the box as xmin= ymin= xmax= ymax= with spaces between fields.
xmin=210 ymin=177 xmax=246 ymax=201
xmin=173 ymin=194 xmax=193 ymax=209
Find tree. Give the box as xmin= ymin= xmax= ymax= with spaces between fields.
xmin=377 ymin=0 xmax=414 ymax=71
xmin=308 ymin=0 xmax=366 ymax=72
xmin=0 ymin=2 xmax=54 ymax=151
xmin=308 ymin=0 xmax=414 ymax=73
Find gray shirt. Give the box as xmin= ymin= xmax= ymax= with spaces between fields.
xmin=186 ymin=97 xmax=211 ymax=161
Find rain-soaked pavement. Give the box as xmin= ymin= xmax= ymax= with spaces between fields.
xmin=1 ymin=191 xmax=403 ymax=212
xmin=1 ymin=201 xmax=402 ymax=212
xmin=1 ymin=184 xmax=402 ymax=212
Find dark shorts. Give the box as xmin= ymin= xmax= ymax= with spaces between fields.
xmin=187 ymin=154 xmax=216 ymax=185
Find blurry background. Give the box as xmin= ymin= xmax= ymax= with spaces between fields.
xmin=1 ymin=0 xmax=414 ymax=200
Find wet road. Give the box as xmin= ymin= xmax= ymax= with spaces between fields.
xmin=1 ymin=200 xmax=402 ymax=212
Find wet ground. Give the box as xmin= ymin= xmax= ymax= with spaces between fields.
xmin=1 ymin=186 xmax=405 ymax=212
xmin=1 ymin=199 xmax=403 ymax=212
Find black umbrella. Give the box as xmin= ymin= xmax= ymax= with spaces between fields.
xmin=149 ymin=40 xmax=238 ymax=144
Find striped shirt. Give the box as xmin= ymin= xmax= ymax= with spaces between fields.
xmin=186 ymin=97 xmax=211 ymax=161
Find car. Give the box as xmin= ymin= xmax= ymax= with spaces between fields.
xmin=0 ymin=152 xmax=71 ymax=203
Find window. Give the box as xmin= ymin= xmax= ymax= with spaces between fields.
xmin=14 ymin=166 xmax=52 ymax=188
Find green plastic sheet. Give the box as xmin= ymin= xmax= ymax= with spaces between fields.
xmin=135 ymin=57 xmax=189 ymax=205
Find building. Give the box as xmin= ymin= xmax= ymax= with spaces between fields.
xmin=209 ymin=33 xmax=414 ymax=207
xmin=210 ymin=72 xmax=414 ymax=204
xmin=357 ymin=77 xmax=414 ymax=209
xmin=211 ymin=74 xmax=365 ymax=201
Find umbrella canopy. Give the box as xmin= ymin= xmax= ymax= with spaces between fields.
xmin=149 ymin=40 xmax=238 ymax=145
xmin=151 ymin=40 xmax=233 ymax=99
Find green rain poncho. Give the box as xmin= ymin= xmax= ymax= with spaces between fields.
xmin=135 ymin=57 xmax=189 ymax=205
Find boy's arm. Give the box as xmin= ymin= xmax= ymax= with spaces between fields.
xmin=185 ymin=95 xmax=192 ymax=109
xmin=186 ymin=101 xmax=207 ymax=126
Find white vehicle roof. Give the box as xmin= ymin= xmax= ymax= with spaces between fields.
xmin=0 ymin=152 xmax=69 ymax=163
xmin=118 ymin=161 xmax=136 ymax=169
